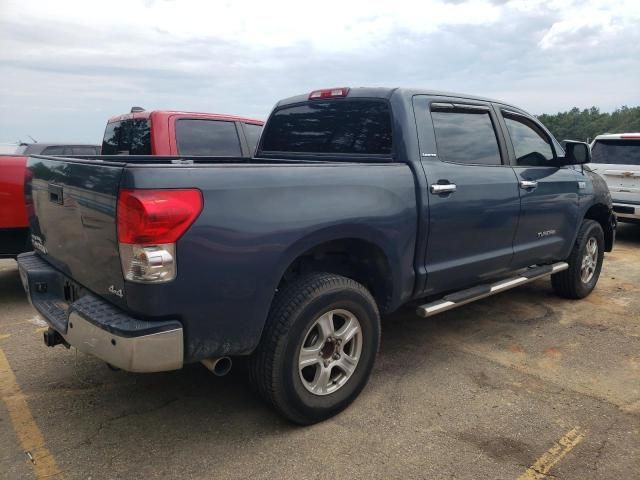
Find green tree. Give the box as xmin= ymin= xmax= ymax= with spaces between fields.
xmin=537 ymin=106 xmax=640 ymax=142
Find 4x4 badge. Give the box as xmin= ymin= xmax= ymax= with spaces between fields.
xmin=108 ymin=285 xmax=123 ymax=298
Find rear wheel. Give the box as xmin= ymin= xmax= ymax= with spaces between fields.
xmin=552 ymin=219 xmax=604 ymax=299
xmin=249 ymin=273 xmax=380 ymax=424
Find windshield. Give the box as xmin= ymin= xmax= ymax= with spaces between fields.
xmin=102 ymin=119 xmax=151 ymax=155
xmin=591 ymin=140 xmax=640 ymax=166
xmin=260 ymin=99 xmax=392 ymax=155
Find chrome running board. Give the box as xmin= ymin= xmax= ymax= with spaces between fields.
xmin=416 ymin=262 xmax=569 ymax=318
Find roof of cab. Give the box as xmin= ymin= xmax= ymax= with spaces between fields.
xmin=107 ymin=110 xmax=264 ymax=125
xmin=274 ymin=87 xmax=525 ymax=112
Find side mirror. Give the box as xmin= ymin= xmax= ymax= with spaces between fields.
xmin=560 ymin=140 xmax=591 ymax=165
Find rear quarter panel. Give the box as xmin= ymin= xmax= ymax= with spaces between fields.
xmin=120 ymin=162 xmax=417 ymax=361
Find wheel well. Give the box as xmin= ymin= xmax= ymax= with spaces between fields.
xmin=584 ymin=203 xmax=614 ymax=251
xmin=278 ymin=239 xmax=394 ymax=312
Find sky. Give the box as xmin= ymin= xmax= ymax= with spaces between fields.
xmin=0 ymin=0 xmax=639 ymax=143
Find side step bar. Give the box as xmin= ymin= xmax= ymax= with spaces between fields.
xmin=416 ymin=262 xmax=569 ymax=318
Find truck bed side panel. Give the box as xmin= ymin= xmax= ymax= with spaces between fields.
xmin=120 ymin=163 xmax=417 ymax=361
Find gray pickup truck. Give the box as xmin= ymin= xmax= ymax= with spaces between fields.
xmin=18 ymin=87 xmax=615 ymax=424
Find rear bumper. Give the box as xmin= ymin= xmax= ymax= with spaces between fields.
xmin=613 ymin=202 xmax=640 ymax=221
xmin=16 ymin=252 xmax=184 ymax=372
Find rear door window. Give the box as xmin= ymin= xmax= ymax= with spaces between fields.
xmin=591 ymin=140 xmax=640 ymax=165
xmin=176 ymin=119 xmax=242 ymax=156
xmin=101 ymin=119 xmax=151 ymax=155
xmin=261 ymin=100 xmax=392 ymax=155
xmin=431 ymin=109 xmax=502 ymax=165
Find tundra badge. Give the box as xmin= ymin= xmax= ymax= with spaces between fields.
xmin=537 ymin=230 xmax=557 ymax=238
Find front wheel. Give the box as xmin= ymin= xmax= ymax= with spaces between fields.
xmin=249 ymin=273 xmax=380 ymax=425
xmin=552 ymin=219 xmax=605 ymax=299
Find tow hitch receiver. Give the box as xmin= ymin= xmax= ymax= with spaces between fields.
xmin=43 ymin=327 xmax=69 ymax=348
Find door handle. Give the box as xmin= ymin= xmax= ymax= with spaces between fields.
xmin=519 ymin=180 xmax=538 ymax=190
xmin=431 ymin=183 xmax=457 ymax=194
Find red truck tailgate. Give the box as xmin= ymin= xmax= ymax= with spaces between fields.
xmin=0 ymin=155 xmax=29 ymax=228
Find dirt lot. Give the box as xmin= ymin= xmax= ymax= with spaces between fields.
xmin=1 ymin=224 xmax=639 ymax=480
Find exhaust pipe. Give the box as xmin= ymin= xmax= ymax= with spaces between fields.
xmin=201 ymin=356 xmax=232 ymax=376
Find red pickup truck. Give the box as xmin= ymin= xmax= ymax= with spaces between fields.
xmin=1 ymin=110 xmax=264 ymax=258
xmin=101 ymin=109 xmax=264 ymax=156
xmin=1 ymin=153 xmax=31 ymax=258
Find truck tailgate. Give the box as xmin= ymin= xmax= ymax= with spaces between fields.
xmin=27 ymin=156 xmax=126 ymax=304
xmin=601 ymin=168 xmax=639 ymax=201
xmin=0 ymin=155 xmax=29 ymax=228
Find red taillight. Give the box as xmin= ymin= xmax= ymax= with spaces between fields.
xmin=621 ymin=134 xmax=640 ymax=139
xmin=309 ymin=87 xmax=349 ymax=100
xmin=117 ymin=189 xmax=203 ymax=245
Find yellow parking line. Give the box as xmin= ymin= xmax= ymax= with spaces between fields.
xmin=1 ymin=319 xmax=29 ymax=328
xmin=517 ymin=427 xmax=585 ymax=480
xmin=0 ymin=347 xmax=63 ymax=479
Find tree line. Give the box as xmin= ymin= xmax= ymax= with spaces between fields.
xmin=537 ymin=106 xmax=640 ymax=142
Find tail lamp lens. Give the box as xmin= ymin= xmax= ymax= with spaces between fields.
xmin=117 ymin=189 xmax=202 ymax=284
xmin=117 ymin=189 xmax=203 ymax=245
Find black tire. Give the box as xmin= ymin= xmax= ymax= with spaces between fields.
xmin=551 ymin=219 xmax=604 ymax=299
xmin=249 ymin=273 xmax=380 ymax=425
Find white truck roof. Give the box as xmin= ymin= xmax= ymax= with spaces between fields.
xmin=592 ymin=133 xmax=640 ymax=141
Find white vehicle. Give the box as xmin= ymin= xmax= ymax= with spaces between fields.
xmin=590 ymin=133 xmax=640 ymax=223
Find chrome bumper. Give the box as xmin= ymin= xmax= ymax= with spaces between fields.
xmin=613 ymin=202 xmax=640 ymax=220
xmin=65 ymin=311 xmax=183 ymax=373
xmin=17 ymin=252 xmax=184 ymax=373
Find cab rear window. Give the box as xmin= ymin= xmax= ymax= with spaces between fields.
xmin=591 ymin=140 xmax=640 ymax=165
xmin=261 ymin=100 xmax=392 ymax=155
xmin=102 ymin=119 xmax=151 ymax=155
xmin=176 ymin=119 xmax=241 ymax=156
